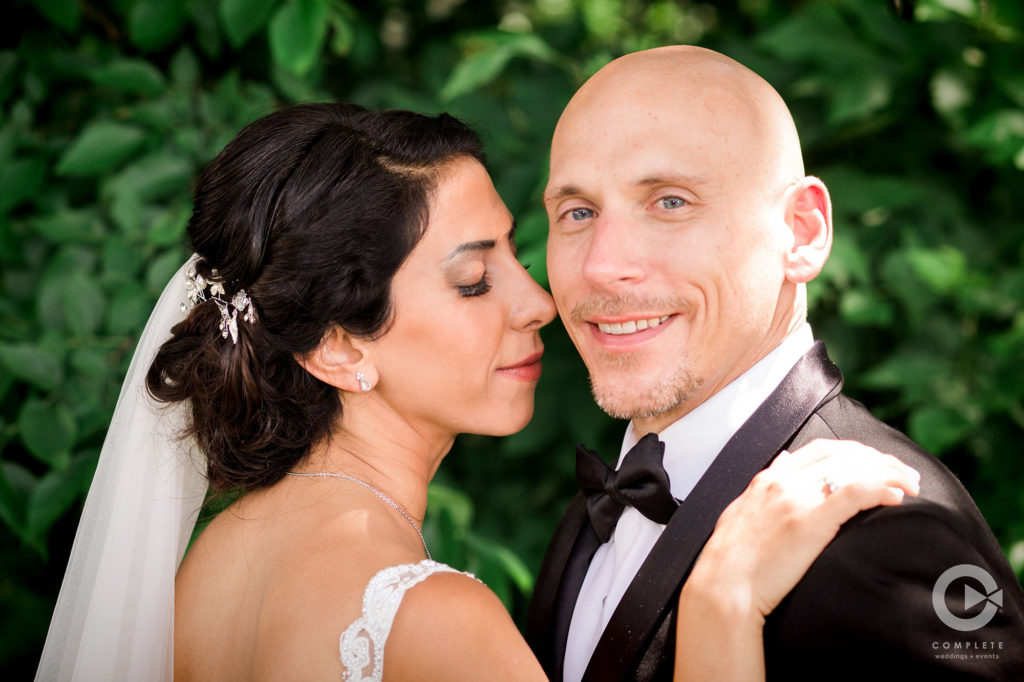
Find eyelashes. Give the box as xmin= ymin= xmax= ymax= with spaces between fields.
xmin=456 ymin=257 xmax=531 ymax=298
xmin=457 ymin=274 xmax=492 ymax=297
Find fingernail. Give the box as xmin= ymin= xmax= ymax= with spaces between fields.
xmin=888 ymin=486 xmax=906 ymax=501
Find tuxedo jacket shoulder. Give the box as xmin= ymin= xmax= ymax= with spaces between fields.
xmin=763 ymin=393 xmax=1024 ymax=681
xmin=527 ymin=348 xmax=1024 ymax=682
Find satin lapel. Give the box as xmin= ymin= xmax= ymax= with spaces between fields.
xmin=526 ymin=493 xmax=594 ymax=681
xmin=581 ymin=342 xmax=844 ymax=682
xmin=551 ymin=519 xmax=602 ymax=680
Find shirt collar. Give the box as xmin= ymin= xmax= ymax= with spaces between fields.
xmin=618 ymin=323 xmax=815 ymax=500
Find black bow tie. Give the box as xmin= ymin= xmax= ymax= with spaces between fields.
xmin=575 ymin=433 xmax=679 ymax=543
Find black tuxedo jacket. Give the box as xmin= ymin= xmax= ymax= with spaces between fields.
xmin=526 ymin=343 xmax=1024 ymax=681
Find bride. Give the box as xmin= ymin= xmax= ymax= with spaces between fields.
xmin=36 ymin=103 xmax=919 ymax=681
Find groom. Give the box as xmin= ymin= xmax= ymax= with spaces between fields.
xmin=526 ymin=46 xmax=1024 ymax=681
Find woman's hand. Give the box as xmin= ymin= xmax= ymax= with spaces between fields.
xmin=674 ymin=439 xmax=920 ymax=681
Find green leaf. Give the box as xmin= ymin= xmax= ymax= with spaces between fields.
xmin=62 ymin=272 xmax=106 ymax=337
xmin=219 ymin=0 xmax=277 ymax=48
xmin=423 ymin=503 xmax=466 ymax=566
xmin=89 ymin=59 xmax=167 ymax=95
xmin=757 ymin=3 xmax=879 ymax=66
xmin=906 ymin=246 xmax=968 ymax=294
xmin=33 ymin=0 xmax=81 ymax=31
xmin=964 ymin=109 xmax=1024 ymax=164
xmin=37 ymin=271 xmax=71 ymax=330
xmin=170 ymin=48 xmax=200 ymax=86
xmin=838 ymin=289 xmax=894 ymax=326
xmin=427 ymin=483 xmax=474 ymax=531
xmin=329 ymin=11 xmax=354 ymax=56
xmin=931 ymin=69 xmax=974 ymax=124
xmin=129 ymin=0 xmax=188 ymax=52
xmin=106 ymin=285 xmax=154 ymax=336
xmin=105 ymin=150 xmax=193 ymax=203
xmin=189 ymin=0 xmax=223 ymax=58
xmin=465 ymin=532 xmax=534 ymax=594
xmin=828 ymin=70 xmax=894 ymax=126
xmin=442 ymin=50 xmax=512 ymax=102
xmin=146 ymin=249 xmax=187 ymax=291
xmin=32 ymin=209 xmax=106 ymax=244
xmin=101 ymin=239 xmax=142 ymax=284
xmin=440 ymin=32 xmax=560 ymax=102
xmin=70 ymin=347 xmax=112 ymax=379
xmin=18 ymin=400 xmax=77 ymax=468
xmin=0 ymin=157 xmax=46 ymax=213
xmin=909 ymin=406 xmax=973 ymax=455
xmin=0 ymin=461 xmax=34 ymax=536
xmin=109 ymin=192 xmax=146 ymax=234
xmin=860 ymin=352 xmax=948 ymax=392
xmin=130 ymin=99 xmax=178 ymax=133
xmin=27 ymin=453 xmax=95 ymax=546
xmin=268 ymin=0 xmax=330 ymax=76
xmin=580 ymin=0 xmax=626 ymax=41
xmin=147 ymin=201 xmax=191 ymax=246
xmin=0 ymin=343 xmax=63 ymax=391
xmin=56 ymin=121 xmax=146 ymax=177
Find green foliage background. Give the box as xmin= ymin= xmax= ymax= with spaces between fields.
xmin=2 ymin=0 xmax=1023 ymax=673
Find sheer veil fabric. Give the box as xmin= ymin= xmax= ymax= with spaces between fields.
xmin=36 ymin=258 xmax=209 ymax=681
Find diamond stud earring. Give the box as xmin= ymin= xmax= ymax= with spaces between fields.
xmin=356 ymin=372 xmax=372 ymax=392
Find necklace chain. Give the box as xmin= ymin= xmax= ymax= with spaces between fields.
xmin=285 ymin=471 xmax=431 ymax=560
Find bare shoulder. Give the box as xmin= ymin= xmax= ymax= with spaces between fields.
xmin=383 ymin=571 xmax=546 ymax=681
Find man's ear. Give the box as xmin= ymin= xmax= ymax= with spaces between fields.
xmin=783 ymin=176 xmax=833 ymax=284
xmin=295 ymin=326 xmax=377 ymax=394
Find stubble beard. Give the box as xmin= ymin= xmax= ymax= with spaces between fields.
xmin=588 ymin=350 xmax=703 ymax=420
xmin=569 ymin=292 xmax=702 ymax=420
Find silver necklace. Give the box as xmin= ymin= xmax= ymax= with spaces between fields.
xmin=286 ymin=471 xmax=431 ymax=560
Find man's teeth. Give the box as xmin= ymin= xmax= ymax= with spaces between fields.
xmin=597 ymin=316 xmax=670 ymax=335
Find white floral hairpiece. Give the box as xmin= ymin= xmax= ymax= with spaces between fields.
xmin=179 ymin=260 xmax=256 ymax=344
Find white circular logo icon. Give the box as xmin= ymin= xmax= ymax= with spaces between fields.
xmin=932 ymin=564 xmax=1003 ymax=632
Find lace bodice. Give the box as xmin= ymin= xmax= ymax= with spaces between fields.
xmin=340 ymin=560 xmax=469 ymax=681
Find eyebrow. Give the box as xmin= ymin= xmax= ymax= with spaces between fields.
xmin=636 ymin=172 xmax=710 ymax=188
xmin=544 ymin=173 xmax=710 ymax=204
xmin=444 ymin=218 xmax=517 ymax=261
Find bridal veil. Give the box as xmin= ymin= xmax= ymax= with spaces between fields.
xmin=36 ymin=258 xmax=208 ymax=681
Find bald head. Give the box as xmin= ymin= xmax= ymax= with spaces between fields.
xmin=545 ymin=46 xmax=833 ymax=429
xmin=552 ymin=45 xmax=804 ymax=196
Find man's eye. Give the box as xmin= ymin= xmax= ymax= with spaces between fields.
xmin=569 ymin=207 xmax=595 ymax=221
xmin=660 ymin=196 xmax=686 ymax=209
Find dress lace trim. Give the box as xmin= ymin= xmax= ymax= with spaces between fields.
xmin=340 ymin=560 xmax=468 ymax=682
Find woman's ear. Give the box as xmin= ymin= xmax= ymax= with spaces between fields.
xmin=295 ymin=326 xmax=377 ymax=394
xmin=783 ymin=176 xmax=833 ymax=284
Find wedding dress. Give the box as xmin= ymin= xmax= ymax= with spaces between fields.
xmin=341 ymin=560 xmax=470 ymax=681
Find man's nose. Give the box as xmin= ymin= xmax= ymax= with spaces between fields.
xmin=580 ymin=213 xmax=646 ymax=290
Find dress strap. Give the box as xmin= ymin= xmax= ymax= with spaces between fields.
xmin=340 ymin=560 xmax=469 ymax=682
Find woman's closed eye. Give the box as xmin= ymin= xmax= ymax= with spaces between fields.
xmin=457 ymin=273 xmax=492 ymax=297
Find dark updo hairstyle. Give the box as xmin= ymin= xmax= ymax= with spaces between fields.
xmin=147 ymin=103 xmax=484 ymax=492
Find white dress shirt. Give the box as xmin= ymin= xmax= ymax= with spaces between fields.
xmin=562 ymin=324 xmax=815 ymax=682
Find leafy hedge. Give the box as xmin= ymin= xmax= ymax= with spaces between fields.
xmin=2 ymin=0 xmax=1023 ymax=673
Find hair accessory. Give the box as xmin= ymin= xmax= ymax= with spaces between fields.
xmin=356 ymin=372 xmax=372 ymax=392
xmin=180 ymin=261 xmax=256 ymax=345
